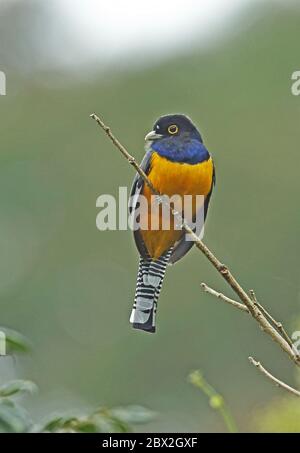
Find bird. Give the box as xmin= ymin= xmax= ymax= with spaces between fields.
xmin=129 ymin=114 xmax=215 ymax=333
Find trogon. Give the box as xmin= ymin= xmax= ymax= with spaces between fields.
xmin=129 ymin=114 xmax=215 ymax=333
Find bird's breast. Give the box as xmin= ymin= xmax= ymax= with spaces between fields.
xmin=145 ymin=152 xmax=213 ymax=197
xmin=139 ymin=152 xmax=214 ymax=259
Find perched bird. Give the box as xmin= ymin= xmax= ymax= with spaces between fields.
xmin=129 ymin=114 xmax=215 ymax=333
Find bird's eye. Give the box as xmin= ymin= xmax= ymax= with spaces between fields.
xmin=168 ymin=124 xmax=179 ymax=135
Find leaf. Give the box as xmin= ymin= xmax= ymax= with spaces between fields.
xmin=99 ymin=413 xmax=132 ymax=433
xmin=0 ymin=380 xmax=38 ymax=398
xmin=109 ymin=405 xmax=156 ymax=425
xmin=0 ymin=327 xmax=31 ymax=354
xmin=36 ymin=405 xmax=155 ymax=433
xmin=89 ymin=413 xmax=121 ymax=433
xmin=39 ymin=415 xmax=78 ymax=432
xmin=72 ymin=420 xmax=99 ymax=433
xmin=0 ymin=399 xmax=33 ymax=433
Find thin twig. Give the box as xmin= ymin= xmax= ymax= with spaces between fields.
xmin=249 ymin=357 xmax=300 ymax=397
xmin=90 ymin=112 xmax=300 ymax=367
xmin=249 ymin=289 xmax=293 ymax=348
xmin=201 ymin=283 xmax=249 ymax=313
xmin=90 ymin=113 xmax=159 ymax=196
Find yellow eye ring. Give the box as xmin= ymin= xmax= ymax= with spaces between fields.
xmin=168 ymin=124 xmax=179 ymax=135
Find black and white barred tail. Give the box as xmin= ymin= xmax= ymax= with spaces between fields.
xmin=130 ymin=248 xmax=172 ymax=333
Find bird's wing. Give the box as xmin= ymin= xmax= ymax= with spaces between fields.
xmin=128 ymin=150 xmax=153 ymax=259
xmin=169 ymin=159 xmax=216 ymax=264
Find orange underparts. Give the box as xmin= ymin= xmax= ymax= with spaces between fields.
xmin=140 ymin=152 xmax=214 ymax=259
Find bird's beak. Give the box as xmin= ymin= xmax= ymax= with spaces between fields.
xmin=144 ymin=130 xmax=163 ymax=142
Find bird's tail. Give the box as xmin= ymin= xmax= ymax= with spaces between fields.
xmin=130 ymin=249 xmax=172 ymax=333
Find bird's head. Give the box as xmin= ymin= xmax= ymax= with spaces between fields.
xmin=145 ymin=114 xmax=202 ymax=143
xmin=145 ymin=114 xmax=208 ymax=164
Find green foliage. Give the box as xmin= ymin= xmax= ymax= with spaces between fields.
xmin=0 ymin=380 xmax=37 ymax=398
xmin=0 ymin=390 xmax=155 ymax=433
xmin=0 ymin=328 xmax=154 ymax=433
xmin=109 ymin=405 xmax=156 ymax=425
xmin=0 ymin=399 xmax=33 ymax=433
xmin=0 ymin=327 xmax=31 ymax=354
xmin=35 ymin=405 xmax=155 ymax=433
xmin=0 ymin=380 xmax=154 ymax=433
xmin=189 ymin=370 xmax=238 ymax=433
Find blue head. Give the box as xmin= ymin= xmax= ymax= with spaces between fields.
xmin=145 ymin=114 xmax=209 ymax=164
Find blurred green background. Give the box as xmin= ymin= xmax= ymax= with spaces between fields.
xmin=0 ymin=0 xmax=300 ymax=432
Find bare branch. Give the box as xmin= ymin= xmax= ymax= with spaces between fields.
xmin=90 ymin=112 xmax=300 ymax=367
xmin=201 ymin=283 xmax=249 ymax=313
xmin=249 ymin=357 xmax=300 ymax=397
xmin=249 ymin=289 xmax=294 ymax=349
xmin=201 ymin=284 xmax=297 ymax=358
xmin=90 ymin=113 xmax=159 ymax=196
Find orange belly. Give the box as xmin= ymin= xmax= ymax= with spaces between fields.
xmin=140 ymin=152 xmax=214 ymax=259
